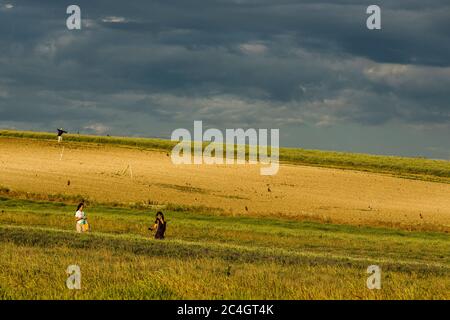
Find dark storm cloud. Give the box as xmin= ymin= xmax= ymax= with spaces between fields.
xmin=0 ymin=0 xmax=449 ymax=157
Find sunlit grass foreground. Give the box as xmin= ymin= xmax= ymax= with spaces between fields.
xmin=0 ymin=197 xmax=448 ymax=299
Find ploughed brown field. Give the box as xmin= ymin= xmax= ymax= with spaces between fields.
xmin=1 ymin=136 xmax=449 ymax=231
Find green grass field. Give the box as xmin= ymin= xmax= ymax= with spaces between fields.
xmin=1 ymin=129 xmax=450 ymax=183
xmin=0 ymin=197 xmax=448 ymax=299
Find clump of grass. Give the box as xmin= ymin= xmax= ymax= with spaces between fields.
xmin=0 ymin=187 xmax=10 ymax=194
xmin=165 ymin=203 xmax=225 ymax=214
xmin=153 ymin=183 xmax=210 ymax=194
xmin=0 ymin=186 xmax=89 ymax=205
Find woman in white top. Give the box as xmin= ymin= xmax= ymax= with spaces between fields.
xmin=75 ymin=202 xmax=89 ymax=233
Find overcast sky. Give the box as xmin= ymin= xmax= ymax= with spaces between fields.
xmin=0 ymin=1 xmax=449 ymax=159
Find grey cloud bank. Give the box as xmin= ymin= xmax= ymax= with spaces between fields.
xmin=0 ymin=0 xmax=449 ymax=159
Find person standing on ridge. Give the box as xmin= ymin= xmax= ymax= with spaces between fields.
xmin=57 ymin=128 xmax=68 ymax=143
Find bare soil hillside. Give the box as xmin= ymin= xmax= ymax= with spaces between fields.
xmin=1 ymin=137 xmax=449 ymax=230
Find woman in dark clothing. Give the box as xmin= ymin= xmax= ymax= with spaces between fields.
xmin=149 ymin=211 xmax=166 ymax=239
